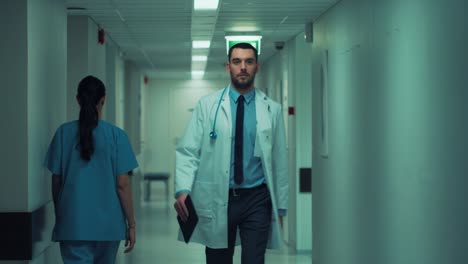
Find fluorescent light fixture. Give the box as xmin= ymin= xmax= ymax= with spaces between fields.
xmin=194 ymin=0 xmax=219 ymax=10
xmin=192 ymin=55 xmax=208 ymax=61
xmin=227 ymin=26 xmax=260 ymax=32
xmin=192 ymin=40 xmax=211 ymax=49
xmin=225 ymin=35 xmax=262 ymax=54
xmin=191 ymin=61 xmax=207 ymax=71
xmin=225 ymin=35 xmax=262 ymax=42
xmin=191 ymin=71 xmax=204 ymax=79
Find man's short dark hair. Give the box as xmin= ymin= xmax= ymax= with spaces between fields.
xmin=228 ymin=43 xmax=258 ymax=62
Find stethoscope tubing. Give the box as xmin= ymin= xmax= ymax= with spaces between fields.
xmin=209 ymin=86 xmax=228 ymax=139
xmin=209 ymin=85 xmax=271 ymax=140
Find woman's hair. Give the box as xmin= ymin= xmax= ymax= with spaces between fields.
xmin=76 ymin=75 xmax=106 ymax=161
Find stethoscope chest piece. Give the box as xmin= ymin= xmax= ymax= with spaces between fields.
xmin=209 ymin=131 xmax=218 ymax=139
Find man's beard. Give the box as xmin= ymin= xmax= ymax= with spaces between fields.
xmin=230 ymin=74 xmax=255 ymax=90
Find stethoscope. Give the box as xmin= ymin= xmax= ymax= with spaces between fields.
xmin=209 ymin=86 xmax=271 ymax=140
xmin=209 ymin=87 xmax=228 ymax=140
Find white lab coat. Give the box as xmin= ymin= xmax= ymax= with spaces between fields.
xmin=175 ymin=86 xmax=288 ymax=249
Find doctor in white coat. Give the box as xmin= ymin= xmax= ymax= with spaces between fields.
xmin=174 ymin=42 xmax=288 ymax=264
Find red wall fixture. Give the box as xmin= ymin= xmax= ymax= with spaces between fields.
xmin=98 ymin=28 xmax=105 ymax=45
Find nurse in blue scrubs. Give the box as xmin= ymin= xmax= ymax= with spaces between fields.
xmin=44 ymin=75 xmax=139 ymax=263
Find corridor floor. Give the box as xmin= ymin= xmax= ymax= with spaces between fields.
xmin=115 ymin=185 xmax=312 ymax=264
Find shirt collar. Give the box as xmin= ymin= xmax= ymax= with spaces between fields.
xmin=229 ymin=86 xmax=255 ymax=105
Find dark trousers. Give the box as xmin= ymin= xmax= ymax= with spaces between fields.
xmin=205 ymin=184 xmax=272 ymax=264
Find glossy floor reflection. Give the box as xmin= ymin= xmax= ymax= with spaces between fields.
xmin=116 ymin=185 xmax=311 ymax=264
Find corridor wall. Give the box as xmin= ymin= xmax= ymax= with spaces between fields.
xmin=311 ymin=0 xmax=468 ymax=263
xmin=67 ymin=15 xmax=106 ymax=121
xmin=257 ymin=32 xmax=313 ymax=253
xmin=0 ymin=0 xmax=66 ymax=263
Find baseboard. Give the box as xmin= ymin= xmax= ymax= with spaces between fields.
xmin=0 ymin=201 xmax=55 ymax=260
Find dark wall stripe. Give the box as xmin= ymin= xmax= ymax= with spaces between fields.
xmin=0 ymin=212 xmax=32 ymax=260
xmin=0 ymin=202 xmax=54 ymax=260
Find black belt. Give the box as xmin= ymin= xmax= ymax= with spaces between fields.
xmin=229 ymin=184 xmax=266 ymax=197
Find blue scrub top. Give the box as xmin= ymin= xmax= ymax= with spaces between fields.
xmin=44 ymin=120 xmax=138 ymax=241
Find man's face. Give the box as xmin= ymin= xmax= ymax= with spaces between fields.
xmin=226 ymin=48 xmax=259 ymax=91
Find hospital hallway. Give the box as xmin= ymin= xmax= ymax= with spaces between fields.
xmin=2 ymin=0 xmax=468 ymax=263
xmin=114 ymin=182 xmax=311 ymax=264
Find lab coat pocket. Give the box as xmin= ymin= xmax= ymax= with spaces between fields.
xmin=195 ymin=208 xmax=214 ymax=241
xmin=257 ymin=129 xmax=272 ymax=154
xmin=254 ymin=136 xmax=262 ymax=157
xmin=197 ymin=208 xmax=213 ymax=220
xmin=192 ymin=181 xmax=216 ymax=209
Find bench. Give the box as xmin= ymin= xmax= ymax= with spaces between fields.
xmin=143 ymin=172 xmax=170 ymax=203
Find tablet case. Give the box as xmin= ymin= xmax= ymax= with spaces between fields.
xmin=177 ymin=195 xmax=199 ymax=243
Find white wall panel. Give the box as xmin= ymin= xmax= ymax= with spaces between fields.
xmin=312 ymin=0 xmax=468 ymax=263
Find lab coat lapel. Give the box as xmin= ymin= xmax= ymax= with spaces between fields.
xmin=255 ymin=90 xmax=272 ymax=132
xmin=219 ymin=86 xmax=231 ymax=127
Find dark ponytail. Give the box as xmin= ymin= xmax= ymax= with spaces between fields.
xmin=76 ymin=75 xmax=106 ymax=161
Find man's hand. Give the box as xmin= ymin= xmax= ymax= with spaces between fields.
xmin=279 ymin=216 xmax=284 ymax=228
xmin=174 ymin=193 xmax=189 ymax=222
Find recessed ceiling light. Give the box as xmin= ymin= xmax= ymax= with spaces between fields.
xmin=192 ymin=40 xmax=211 ymax=49
xmin=191 ymin=71 xmax=204 ymax=79
xmin=194 ymin=0 xmax=219 ymax=10
xmin=192 ymin=56 xmax=208 ymax=61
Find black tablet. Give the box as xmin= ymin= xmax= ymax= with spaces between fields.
xmin=177 ymin=195 xmax=199 ymax=243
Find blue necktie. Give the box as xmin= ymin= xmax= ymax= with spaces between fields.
xmin=234 ymin=95 xmax=244 ymax=184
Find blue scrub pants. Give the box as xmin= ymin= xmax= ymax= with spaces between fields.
xmin=59 ymin=241 xmax=120 ymax=264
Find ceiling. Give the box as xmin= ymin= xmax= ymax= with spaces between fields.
xmin=66 ymin=0 xmax=339 ymax=79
